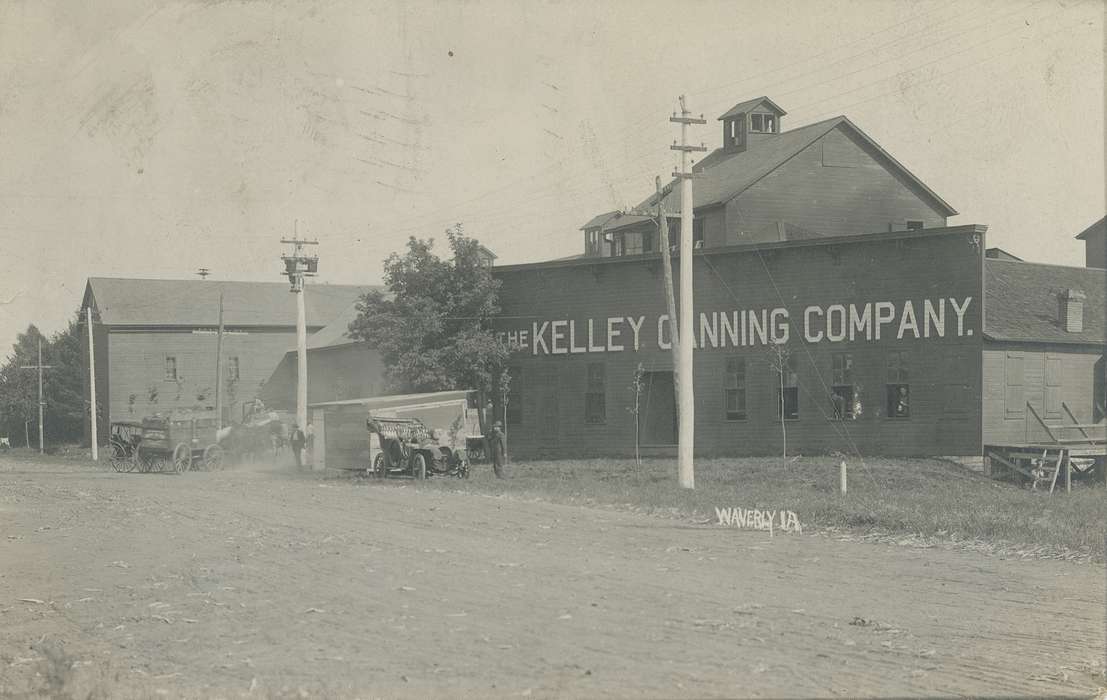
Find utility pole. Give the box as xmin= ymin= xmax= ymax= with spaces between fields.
xmin=214 ymin=291 xmax=225 ymax=429
xmin=654 ymin=176 xmax=680 ymax=402
xmin=21 ymin=338 xmax=54 ymax=454
xmin=669 ymin=95 xmax=706 ymax=490
xmin=280 ymin=234 xmax=319 ymax=436
xmin=87 ymin=307 xmax=98 ymax=461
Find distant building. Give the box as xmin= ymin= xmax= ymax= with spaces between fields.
xmin=80 ymin=278 xmax=371 ymax=440
xmin=257 ymin=302 xmax=386 ymax=411
xmin=1075 ymin=216 xmax=1105 ymax=269
xmin=581 ymin=96 xmax=957 ymax=258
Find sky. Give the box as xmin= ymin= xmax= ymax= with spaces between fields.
xmin=0 ymin=0 xmax=1103 ymax=354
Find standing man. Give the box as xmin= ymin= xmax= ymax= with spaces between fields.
xmin=488 ymin=420 xmax=507 ymax=479
xmin=289 ymin=423 xmax=306 ymax=469
xmin=305 ymin=421 xmax=316 ymax=466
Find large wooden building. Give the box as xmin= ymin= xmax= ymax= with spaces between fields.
xmin=80 ymin=278 xmax=369 ymax=440
xmin=488 ymin=97 xmax=1105 ymax=460
xmin=493 ymin=227 xmax=1105 ymax=459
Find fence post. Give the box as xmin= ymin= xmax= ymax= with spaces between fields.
xmin=839 ymin=460 xmax=848 ymax=495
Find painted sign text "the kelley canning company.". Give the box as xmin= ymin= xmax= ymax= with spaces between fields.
xmin=498 ymin=297 xmax=973 ymax=356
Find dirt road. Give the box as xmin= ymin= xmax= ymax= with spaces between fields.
xmin=1 ymin=457 xmax=1104 ymax=699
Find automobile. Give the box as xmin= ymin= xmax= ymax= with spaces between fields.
xmin=366 ymin=415 xmax=469 ymax=480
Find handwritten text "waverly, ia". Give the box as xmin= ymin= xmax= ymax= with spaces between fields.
xmin=715 ymin=507 xmax=802 ymax=535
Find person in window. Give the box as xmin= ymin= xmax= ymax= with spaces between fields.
xmin=487 ymin=421 xmax=508 ymax=479
xmin=894 ymin=387 xmax=910 ymax=418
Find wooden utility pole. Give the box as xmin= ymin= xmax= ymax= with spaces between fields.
xmin=214 ymin=291 xmax=225 ymax=429
xmin=669 ymin=95 xmax=706 ymax=490
xmin=21 ymin=338 xmax=54 ymax=454
xmin=87 ymin=307 xmax=98 ymax=460
xmin=654 ymin=176 xmax=681 ymax=396
xmin=281 ymin=234 xmax=319 ymax=441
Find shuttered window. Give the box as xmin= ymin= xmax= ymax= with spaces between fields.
xmin=1004 ymin=352 xmax=1024 ymax=418
xmin=1044 ymin=355 xmax=1063 ymax=419
xmin=724 ymin=357 xmax=747 ymax=421
xmin=585 ymin=363 xmax=606 ymax=424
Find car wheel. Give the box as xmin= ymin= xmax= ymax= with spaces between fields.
xmin=413 ymin=453 xmax=427 ymax=481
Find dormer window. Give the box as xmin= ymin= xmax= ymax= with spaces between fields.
xmin=750 ymin=113 xmax=776 ymax=133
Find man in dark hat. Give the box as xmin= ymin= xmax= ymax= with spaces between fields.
xmin=488 ymin=420 xmax=507 ymax=479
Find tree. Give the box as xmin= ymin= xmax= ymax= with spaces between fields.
xmin=43 ymin=317 xmax=87 ymax=443
xmin=348 ymin=225 xmax=510 ymax=418
xmin=0 ymin=325 xmax=46 ymax=445
xmin=767 ymin=343 xmax=793 ymax=459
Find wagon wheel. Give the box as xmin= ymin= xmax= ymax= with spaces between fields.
xmin=373 ymin=452 xmax=387 ymax=479
xmin=412 ymin=453 xmax=427 ymax=481
xmin=203 ymin=445 xmax=224 ymax=471
xmin=172 ymin=443 xmax=192 ymax=473
xmin=109 ymin=441 xmax=130 ymax=472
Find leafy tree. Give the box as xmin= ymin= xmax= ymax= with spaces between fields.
xmin=43 ymin=317 xmax=88 ymax=442
xmin=348 ymin=225 xmax=510 ymax=419
xmin=0 ymin=325 xmax=46 ymax=445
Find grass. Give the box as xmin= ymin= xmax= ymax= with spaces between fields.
xmin=424 ymin=455 xmax=1107 ymax=562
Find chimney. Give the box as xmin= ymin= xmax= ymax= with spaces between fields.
xmin=1059 ymin=289 xmax=1086 ymax=333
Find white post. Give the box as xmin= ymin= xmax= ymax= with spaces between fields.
xmin=87 ymin=306 xmax=98 ymax=461
xmin=840 ymin=460 xmax=848 ymax=495
xmin=670 ymin=96 xmax=705 ymax=490
xmin=296 ymin=284 xmax=308 ymax=433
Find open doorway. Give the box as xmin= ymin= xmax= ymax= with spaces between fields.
xmin=640 ymin=371 xmax=676 ymax=445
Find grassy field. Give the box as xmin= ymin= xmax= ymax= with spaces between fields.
xmin=426 ymin=456 xmax=1107 ymax=562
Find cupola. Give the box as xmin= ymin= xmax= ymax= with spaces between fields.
xmin=717 ymin=96 xmax=786 ymax=154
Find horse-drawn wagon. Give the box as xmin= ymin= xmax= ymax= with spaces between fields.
xmin=135 ymin=410 xmax=225 ymax=473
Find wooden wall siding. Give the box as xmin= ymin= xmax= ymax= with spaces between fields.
xmin=261 ymin=344 xmax=386 ymax=410
xmin=981 ymin=343 xmax=1103 ymax=446
xmin=1085 ymin=234 xmax=1106 ymax=269
xmin=105 ymin=329 xmax=299 ymax=424
xmin=701 ymin=208 xmax=727 ymax=248
xmin=494 ymin=230 xmax=983 ymax=458
xmin=726 ymin=126 xmax=947 ymax=245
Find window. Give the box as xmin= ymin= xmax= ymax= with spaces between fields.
xmin=831 ymin=353 xmax=855 ymax=419
xmin=906 ymin=220 xmax=924 ymax=230
xmin=1045 ymin=355 xmax=1062 ymax=419
xmin=610 ymin=233 xmax=623 ymax=257
xmin=693 ymin=217 xmax=705 ymax=248
xmin=777 ymin=354 xmax=799 ymax=420
xmin=585 ymin=363 xmax=606 ymax=424
xmin=226 ymin=356 xmax=240 ymax=381
xmin=623 ymin=231 xmax=643 ymax=256
xmin=164 ymin=356 xmax=178 ymax=381
xmin=642 ymin=230 xmax=654 ymax=254
xmin=724 ymin=357 xmax=747 ymax=421
xmin=750 ymin=113 xmax=776 ymax=133
xmin=885 ymin=352 xmax=910 ymax=418
xmin=1004 ymin=352 xmax=1024 ymax=418
xmin=506 ymin=366 xmax=523 ymax=426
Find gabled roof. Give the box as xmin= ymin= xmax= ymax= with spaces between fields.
xmin=718 ymin=96 xmax=787 ymax=120
xmin=84 ymin=277 xmax=374 ymax=328
xmin=580 ymin=211 xmax=621 ymax=231
xmin=306 ymin=302 xmax=364 ymax=350
xmin=636 ymin=116 xmax=957 ymax=218
xmin=1075 ymin=216 xmax=1105 ymax=240
xmin=984 ymin=259 xmax=1106 ymax=345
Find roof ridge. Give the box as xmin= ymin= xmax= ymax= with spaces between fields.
xmin=986 ymin=257 xmax=1106 ymax=273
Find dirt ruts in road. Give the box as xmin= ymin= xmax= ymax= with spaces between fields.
xmin=1 ymin=460 xmax=1103 ymax=698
